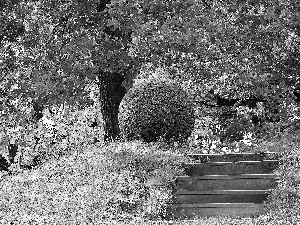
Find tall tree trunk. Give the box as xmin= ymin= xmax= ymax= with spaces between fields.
xmin=97 ymin=71 xmax=126 ymax=141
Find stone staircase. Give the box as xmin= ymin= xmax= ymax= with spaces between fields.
xmin=168 ymin=152 xmax=279 ymax=218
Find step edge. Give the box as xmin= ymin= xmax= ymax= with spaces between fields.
xmin=175 ymin=190 xmax=273 ymax=195
xmin=169 ymin=203 xmax=262 ymax=208
xmin=187 ymin=152 xmax=278 ymax=156
xmin=186 ymin=160 xmax=279 ymax=165
xmin=176 ymin=174 xmax=280 ymax=180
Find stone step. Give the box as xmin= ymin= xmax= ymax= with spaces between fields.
xmin=176 ymin=174 xmax=279 ymax=191
xmin=173 ymin=190 xmax=271 ymax=204
xmin=168 ymin=203 xmax=264 ymax=218
xmin=186 ymin=160 xmax=279 ymax=176
xmin=168 ymin=152 xmax=281 ymax=219
xmin=187 ymin=152 xmax=279 ymax=163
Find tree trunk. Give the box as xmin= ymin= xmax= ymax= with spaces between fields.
xmin=32 ymin=100 xmax=44 ymax=122
xmin=8 ymin=143 xmax=18 ymax=164
xmin=97 ymin=71 xmax=126 ymax=141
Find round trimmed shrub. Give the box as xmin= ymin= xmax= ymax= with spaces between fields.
xmin=118 ymin=78 xmax=195 ymax=144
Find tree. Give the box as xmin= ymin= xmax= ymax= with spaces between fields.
xmin=0 ymin=0 xmax=137 ymax=142
xmin=1 ymin=0 xmax=299 ymax=145
xmin=126 ymin=0 xmax=300 ymax=133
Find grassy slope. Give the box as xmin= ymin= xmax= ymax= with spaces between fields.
xmin=0 ymin=137 xmax=300 ymax=224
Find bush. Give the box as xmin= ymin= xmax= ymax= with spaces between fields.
xmin=14 ymin=104 xmax=104 ymax=170
xmin=261 ymin=131 xmax=300 ymax=213
xmin=118 ymin=78 xmax=195 ymax=144
xmin=250 ymin=130 xmax=300 ymax=223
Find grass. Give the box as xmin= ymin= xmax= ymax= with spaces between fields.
xmin=1 ymin=132 xmax=300 ymax=224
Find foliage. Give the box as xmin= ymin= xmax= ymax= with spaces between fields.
xmin=253 ymin=131 xmax=300 ymax=223
xmin=1 ymin=1 xmax=95 ymax=110
xmin=29 ymin=104 xmax=104 ymax=167
xmin=2 ymin=136 xmax=300 ymax=224
xmin=0 ymin=0 xmax=135 ymax=143
xmin=0 ymin=141 xmax=189 ymax=223
xmin=1 ymin=1 xmax=300 ymax=223
xmin=1 ymin=0 xmax=300 ymax=146
xmin=0 ymin=103 xmax=104 ymax=172
xmin=127 ymin=0 xmax=300 ymax=96
xmin=118 ymin=77 xmax=195 ymax=144
xmin=124 ymin=0 xmax=300 ymax=142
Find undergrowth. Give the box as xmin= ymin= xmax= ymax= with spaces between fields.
xmin=0 ymin=140 xmax=190 ymax=224
xmin=1 ymin=110 xmax=300 ymax=224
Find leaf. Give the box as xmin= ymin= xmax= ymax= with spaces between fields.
xmin=107 ymin=17 xmax=120 ymax=29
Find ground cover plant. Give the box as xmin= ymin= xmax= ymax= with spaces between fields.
xmin=258 ymin=130 xmax=300 ymax=218
xmin=0 ymin=140 xmax=191 ymax=224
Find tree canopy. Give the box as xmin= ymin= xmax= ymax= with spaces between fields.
xmin=1 ymin=0 xmax=300 ymax=145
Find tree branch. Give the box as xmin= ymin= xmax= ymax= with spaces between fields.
xmin=202 ymin=0 xmax=211 ymax=9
